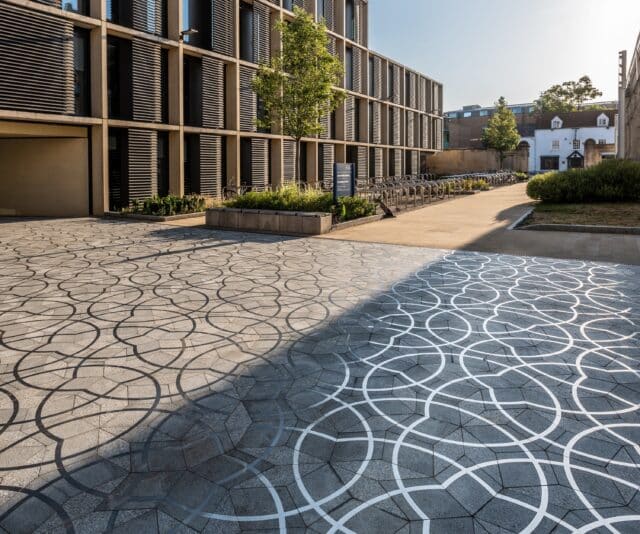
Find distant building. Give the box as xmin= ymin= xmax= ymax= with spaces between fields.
xmin=521 ymin=111 xmax=617 ymax=173
xmin=444 ymin=101 xmax=618 ymax=151
xmin=624 ymin=32 xmax=640 ymax=160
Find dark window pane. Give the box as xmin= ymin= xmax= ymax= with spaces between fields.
xmin=157 ymin=132 xmax=169 ymax=197
xmin=73 ymin=28 xmax=90 ymax=116
xmin=240 ymin=2 xmax=254 ymax=62
xmin=63 ymin=0 xmax=88 ymax=15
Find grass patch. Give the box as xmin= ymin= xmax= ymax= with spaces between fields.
xmin=524 ymin=203 xmax=640 ymax=227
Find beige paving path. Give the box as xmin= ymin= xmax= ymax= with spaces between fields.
xmin=321 ymin=183 xmax=640 ymax=265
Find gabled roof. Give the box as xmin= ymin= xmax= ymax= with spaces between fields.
xmin=535 ymin=110 xmax=617 ymax=129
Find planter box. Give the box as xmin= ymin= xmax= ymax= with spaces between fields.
xmin=206 ymin=208 xmax=332 ymax=236
xmin=105 ymin=211 xmax=206 ymax=222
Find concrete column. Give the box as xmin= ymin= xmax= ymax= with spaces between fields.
xmin=307 ymin=142 xmax=319 ymax=186
xmin=271 ymin=138 xmax=284 ymax=188
xmin=226 ymin=135 xmax=241 ymax=189
xmin=91 ymin=124 xmax=108 ymax=215
xmin=169 ymin=130 xmax=184 ymax=197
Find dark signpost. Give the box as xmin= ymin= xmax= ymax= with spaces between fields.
xmin=333 ymin=163 xmax=355 ymax=201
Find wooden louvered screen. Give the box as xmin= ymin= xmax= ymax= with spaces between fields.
xmin=357 ymin=146 xmax=368 ymax=181
xmin=408 ymin=73 xmax=417 ymax=109
xmin=319 ymin=113 xmax=330 ymax=139
xmin=392 ymin=66 xmax=401 ymax=105
xmin=373 ymin=57 xmax=383 ymax=99
xmin=323 ymin=0 xmax=335 ymax=31
xmin=212 ymin=0 xmax=234 ymax=57
xmin=200 ymin=135 xmax=222 ymax=198
xmin=254 ymin=2 xmax=271 ymax=64
xmin=240 ymin=67 xmax=257 ymax=132
xmin=432 ymin=84 xmax=440 ymax=114
xmin=392 ymin=107 xmax=401 ymax=146
xmin=352 ymin=48 xmax=362 ymax=93
xmin=327 ymin=36 xmax=337 ymax=57
xmin=354 ymin=1 xmax=362 ymax=45
xmin=0 ymin=4 xmax=74 ymax=115
xmin=393 ymin=149 xmax=403 ymax=176
xmin=374 ymin=148 xmax=384 ymax=178
xmin=435 ymin=118 xmax=443 ymax=150
xmin=293 ymin=0 xmax=313 ymax=11
xmin=202 ymin=57 xmax=225 ymax=129
xmin=372 ymin=102 xmax=381 ymax=144
xmin=319 ymin=144 xmax=335 ymax=189
xmin=411 ymin=151 xmax=419 ymax=175
xmin=420 ymin=78 xmax=427 ymax=112
xmin=132 ymin=39 xmax=161 ymax=123
xmin=406 ymin=112 xmax=415 ymax=148
xmin=128 ymin=129 xmax=158 ymax=201
xmin=421 ymin=115 xmax=429 ymax=148
xmin=283 ymin=140 xmax=297 ymax=183
xmin=251 ymin=138 xmax=269 ymax=190
xmin=132 ymin=0 xmax=166 ymax=37
xmin=345 ymin=97 xmax=356 ymax=142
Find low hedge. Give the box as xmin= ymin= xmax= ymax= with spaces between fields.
xmin=129 ymin=195 xmax=206 ymax=216
xmin=224 ymin=185 xmax=376 ymax=222
xmin=527 ymin=159 xmax=640 ymax=203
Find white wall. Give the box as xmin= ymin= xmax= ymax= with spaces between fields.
xmin=532 ymin=125 xmax=616 ymax=172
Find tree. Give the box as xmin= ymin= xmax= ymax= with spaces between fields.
xmin=252 ymin=7 xmax=345 ymax=185
xmin=482 ymin=97 xmax=520 ymax=169
xmin=534 ymin=76 xmax=603 ymax=113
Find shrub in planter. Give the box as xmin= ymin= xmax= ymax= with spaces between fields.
xmin=335 ymin=196 xmax=376 ymax=221
xmin=224 ymin=185 xmax=334 ymax=213
xmin=527 ymin=160 xmax=640 ymax=203
xmin=128 ymin=195 xmax=206 ymax=216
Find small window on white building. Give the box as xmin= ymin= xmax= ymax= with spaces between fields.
xmin=573 ymin=139 xmax=581 ymax=150
xmin=552 ymin=140 xmax=560 ymax=150
xmin=463 ymin=112 xmax=472 ymax=118
xmin=598 ymin=139 xmax=607 ymax=145
xmin=597 ymin=113 xmax=609 ymax=127
xmin=551 ymin=116 xmax=563 ymax=129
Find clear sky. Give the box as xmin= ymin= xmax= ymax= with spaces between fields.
xmin=369 ymin=0 xmax=640 ymax=111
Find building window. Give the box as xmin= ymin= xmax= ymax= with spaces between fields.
xmin=239 ymin=2 xmax=254 ymax=62
xmin=551 ymin=140 xmax=560 ymax=150
xmin=183 ymin=56 xmax=202 ymax=126
xmin=597 ymin=116 xmax=609 ymax=127
xmin=73 ymin=28 xmax=90 ymax=116
xmin=551 ymin=119 xmax=562 ymax=129
xmin=540 ymin=156 xmax=559 ymax=171
xmin=317 ymin=0 xmax=325 ymax=20
xmin=108 ymin=128 xmax=128 ymax=211
xmin=405 ymin=72 xmax=411 ymax=107
xmin=573 ymin=139 xmax=581 ymax=150
xmin=283 ymin=0 xmax=293 ymax=11
xmin=388 ymin=107 xmax=395 ymax=144
xmin=368 ymin=101 xmax=374 ymax=142
xmin=598 ymin=139 xmax=607 ymax=145
xmin=354 ymin=99 xmax=361 ymax=141
xmin=161 ymin=48 xmax=168 ymax=123
xmin=388 ymin=65 xmax=394 ymax=100
xmin=107 ymin=37 xmax=132 ymax=120
xmin=107 ymin=0 xmax=133 ymax=27
xmin=389 ymin=150 xmax=396 ymax=176
xmin=345 ymin=0 xmax=355 ymax=40
xmin=479 ymin=110 xmax=489 ymax=117
xmin=183 ymin=0 xmax=212 ymax=48
xmin=463 ymin=111 xmax=472 ymax=118
xmin=345 ymin=47 xmax=353 ymax=90
xmin=64 ymin=0 xmax=89 ymax=15
xmin=369 ymin=147 xmax=375 ymax=178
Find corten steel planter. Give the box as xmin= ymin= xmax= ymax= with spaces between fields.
xmin=205 ymin=208 xmax=332 ymax=236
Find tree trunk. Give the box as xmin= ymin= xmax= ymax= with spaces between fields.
xmin=295 ymin=138 xmax=302 ymax=188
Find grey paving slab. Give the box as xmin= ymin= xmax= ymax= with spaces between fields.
xmin=0 ymin=218 xmax=639 ymax=533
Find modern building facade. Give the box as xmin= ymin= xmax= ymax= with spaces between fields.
xmin=444 ymin=101 xmax=617 ymax=151
xmin=520 ymin=111 xmax=617 ymax=173
xmin=0 ymin=0 xmax=444 ymax=217
xmin=624 ymin=32 xmax=640 ymax=160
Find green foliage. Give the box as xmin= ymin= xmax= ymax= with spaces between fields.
xmin=225 ymin=185 xmax=334 ymax=212
xmin=252 ymin=7 xmax=345 ymax=182
xmin=482 ymin=97 xmax=520 ymax=166
xmin=335 ymin=196 xmax=376 ymax=221
xmin=526 ymin=159 xmax=640 ymax=203
xmin=462 ymin=179 xmax=490 ymax=191
xmin=534 ymin=76 xmax=603 ymax=113
xmin=514 ymin=172 xmax=529 ymax=182
xmin=128 ymin=195 xmax=206 ymax=216
xmin=224 ymin=185 xmax=376 ymax=222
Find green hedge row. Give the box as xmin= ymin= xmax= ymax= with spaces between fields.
xmin=129 ymin=195 xmax=206 ymax=216
xmin=224 ymin=185 xmax=376 ymax=222
xmin=527 ymin=159 xmax=640 ymax=203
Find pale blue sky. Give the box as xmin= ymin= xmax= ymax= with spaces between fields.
xmin=369 ymin=0 xmax=640 ymax=111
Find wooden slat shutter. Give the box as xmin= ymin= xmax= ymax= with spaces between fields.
xmin=202 ymin=57 xmax=225 ymax=129
xmin=345 ymin=96 xmax=356 ymax=142
xmin=357 ymin=146 xmax=368 ymax=181
xmin=128 ymin=129 xmax=158 ymax=201
xmin=251 ymin=138 xmax=269 ymax=190
xmin=352 ymin=48 xmax=362 ymax=94
xmin=200 ymin=134 xmax=222 ymax=198
xmin=132 ymin=0 xmax=166 ymax=37
xmin=212 ymin=0 xmax=234 ymax=57
xmin=319 ymin=144 xmax=335 ymax=189
xmin=254 ymin=2 xmax=271 ymax=64
xmin=372 ymin=102 xmax=382 ymax=144
xmin=283 ymin=140 xmax=297 ymax=183
xmin=0 ymin=4 xmax=74 ymax=114
xmin=132 ymin=39 xmax=162 ymax=123
xmin=374 ymin=148 xmax=384 ymax=178
xmin=240 ymin=67 xmax=257 ymax=132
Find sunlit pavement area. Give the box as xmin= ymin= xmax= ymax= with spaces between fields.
xmin=1 ymin=218 xmax=640 ymax=533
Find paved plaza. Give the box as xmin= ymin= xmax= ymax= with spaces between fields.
xmin=1 ymin=218 xmax=640 ymax=533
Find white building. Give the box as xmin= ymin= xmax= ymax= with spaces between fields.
xmin=520 ymin=110 xmax=617 ymax=173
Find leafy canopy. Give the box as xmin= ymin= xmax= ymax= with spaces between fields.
xmin=534 ymin=76 xmax=603 ymax=113
xmin=482 ymin=97 xmax=520 ymax=163
xmin=252 ymin=7 xmax=345 ymax=141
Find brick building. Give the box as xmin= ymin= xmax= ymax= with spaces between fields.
xmin=624 ymin=32 xmax=640 ymax=160
xmin=0 ymin=0 xmax=444 ymax=217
